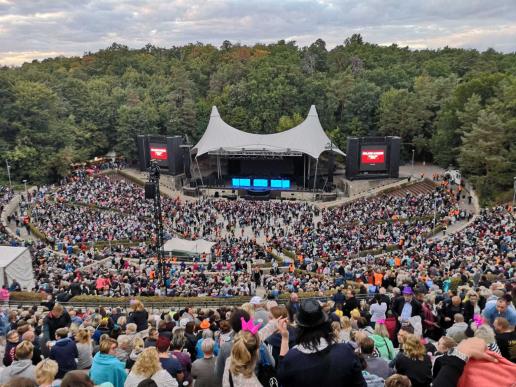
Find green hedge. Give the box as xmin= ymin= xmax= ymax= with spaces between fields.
xmin=10 ymin=292 xmax=47 ymax=302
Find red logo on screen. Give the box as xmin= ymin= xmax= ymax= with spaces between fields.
xmin=150 ymin=147 xmax=168 ymax=160
xmin=361 ymin=150 xmax=385 ymax=164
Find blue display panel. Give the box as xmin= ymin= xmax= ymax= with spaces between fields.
xmin=239 ymin=178 xmax=251 ymax=187
xmin=232 ymin=178 xmax=240 ymax=187
xmin=281 ymin=180 xmax=291 ymax=189
xmin=270 ymin=179 xmax=282 ymax=188
xmin=253 ymin=179 xmax=268 ymax=188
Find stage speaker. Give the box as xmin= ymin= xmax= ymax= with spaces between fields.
xmin=327 ymin=153 xmax=335 ymax=184
xmin=144 ymin=182 xmax=156 ymax=199
xmin=136 ymin=135 xmax=149 ymax=171
xmin=388 ymin=136 xmax=401 ymax=178
xmin=166 ymin=136 xmax=184 ymax=175
xmin=345 ymin=137 xmax=360 ymax=180
xmin=183 ymin=148 xmax=192 ymax=178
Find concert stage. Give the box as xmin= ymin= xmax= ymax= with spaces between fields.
xmin=189 ymin=105 xmax=345 ymax=199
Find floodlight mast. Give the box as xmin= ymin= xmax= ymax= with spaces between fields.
xmin=148 ymin=160 xmax=166 ymax=289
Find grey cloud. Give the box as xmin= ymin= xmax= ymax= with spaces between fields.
xmin=0 ymin=0 xmax=515 ymax=66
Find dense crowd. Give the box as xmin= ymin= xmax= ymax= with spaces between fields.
xmin=0 ymin=285 xmax=513 ymax=387
xmin=0 ymin=170 xmax=514 ymax=386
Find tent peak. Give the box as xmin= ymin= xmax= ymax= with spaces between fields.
xmin=308 ymin=105 xmax=318 ymax=117
xmin=210 ymin=106 xmax=220 ymax=117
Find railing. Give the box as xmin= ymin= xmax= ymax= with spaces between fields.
xmin=7 ymin=293 xmax=375 ymax=311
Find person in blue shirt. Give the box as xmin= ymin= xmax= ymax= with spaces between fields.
xmin=89 ymin=338 xmax=127 ymax=387
xmin=483 ymin=297 xmax=516 ymax=326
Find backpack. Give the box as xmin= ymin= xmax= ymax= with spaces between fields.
xmin=257 ymin=343 xmax=279 ymax=387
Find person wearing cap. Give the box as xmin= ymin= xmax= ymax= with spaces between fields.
xmin=277 ymin=299 xmax=366 ymax=387
xmin=250 ymin=296 xmax=269 ymax=327
xmin=195 ymin=323 xmax=219 ymax=360
xmin=392 ymin=287 xmax=423 ymax=325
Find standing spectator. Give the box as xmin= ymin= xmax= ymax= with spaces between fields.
xmin=392 ymin=287 xmax=423 ymax=324
xmin=127 ymin=300 xmax=149 ymax=333
xmin=35 ymin=359 xmax=59 ymax=387
xmin=392 ymin=334 xmax=432 ymax=387
xmin=0 ymin=341 xmax=37 ymax=384
xmin=483 ymin=297 xmax=516 ymax=326
xmin=441 ymin=296 xmax=463 ymax=331
xmin=89 ymin=338 xmax=127 ymax=387
xmin=75 ymin=328 xmax=93 ymax=370
xmin=343 ymin=290 xmax=361 ymax=318
xmin=463 ymin=291 xmax=483 ymax=323
xmin=277 ymin=299 xmax=366 ymax=387
xmin=124 ymin=347 xmax=178 ymax=387
xmin=191 ymin=338 xmax=220 ymax=387
xmin=21 ymin=330 xmax=42 ymax=366
xmin=43 ymin=305 xmax=71 ymax=342
xmin=49 ymin=328 xmax=78 ymax=378
xmin=251 ymin=297 xmax=269 ymax=326
xmin=370 ymin=294 xmax=387 ymax=328
xmin=222 ymin=319 xmax=262 ymax=387
xmin=493 ymin=317 xmax=516 ymax=362
xmin=0 ymin=285 xmax=10 ymax=304
xmin=286 ymin=293 xmax=300 ymax=323
xmin=4 ymin=330 xmax=21 ymax=366
xmin=156 ymin=336 xmax=184 ymax=383
xmin=170 ymin=328 xmax=193 ymax=386
xmin=371 ymin=321 xmax=395 ymax=361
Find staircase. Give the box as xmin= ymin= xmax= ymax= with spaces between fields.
xmin=384 ymin=179 xmax=437 ymax=198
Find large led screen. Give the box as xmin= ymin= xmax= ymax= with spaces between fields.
xmin=360 ymin=145 xmax=387 ymax=171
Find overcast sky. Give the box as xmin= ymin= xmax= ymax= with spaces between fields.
xmin=1 ymin=0 xmax=515 ymax=66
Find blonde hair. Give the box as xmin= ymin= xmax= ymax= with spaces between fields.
xmin=132 ymin=337 xmax=145 ymax=351
xmin=403 ymin=334 xmax=426 ymax=361
xmin=132 ymin=300 xmax=144 ymax=312
xmin=340 ymin=316 xmax=352 ymax=330
xmin=132 ymin=347 xmax=162 ymax=378
xmin=229 ymin=331 xmax=259 ymax=378
xmin=99 ymin=338 xmax=117 ymax=354
xmin=76 ymin=328 xmax=91 ymax=344
xmin=35 ymin=358 xmax=58 ymax=385
xmin=15 ymin=340 xmax=34 ymax=360
xmin=331 ymin=321 xmax=342 ymax=336
xmin=374 ymin=322 xmax=389 ymax=338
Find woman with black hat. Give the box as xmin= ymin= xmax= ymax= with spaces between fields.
xmin=277 ymin=299 xmax=366 ymax=387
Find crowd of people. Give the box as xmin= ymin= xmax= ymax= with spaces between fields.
xmin=0 ymin=168 xmax=514 ymax=386
xmin=0 ymin=285 xmax=513 ymax=387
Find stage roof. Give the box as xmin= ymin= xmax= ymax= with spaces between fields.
xmin=0 ymin=246 xmax=35 ymax=290
xmin=192 ymin=105 xmax=345 ymax=159
xmin=163 ymin=237 xmax=215 ymax=255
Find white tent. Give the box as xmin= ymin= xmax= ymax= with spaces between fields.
xmin=193 ymin=105 xmax=345 ymax=158
xmin=163 ymin=237 xmax=215 ymax=255
xmin=0 ymin=246 xmax=35 ymax=290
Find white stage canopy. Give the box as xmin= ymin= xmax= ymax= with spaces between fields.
xmin=163 ymin=237 xmax=215 ymax=255
xmin=0 ymin=246 xmax=35 ymax=290
xmin=193 ymin=105 xmax=345 ymax=159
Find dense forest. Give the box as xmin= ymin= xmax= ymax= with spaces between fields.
xmin=0 ymin=35 xmax=515 ymax=204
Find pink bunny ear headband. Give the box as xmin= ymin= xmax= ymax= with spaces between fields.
xmin=473 ymin=314 xmax=484 ymax=327
xmin=241 ymin=317 xmax=261 ymax=335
